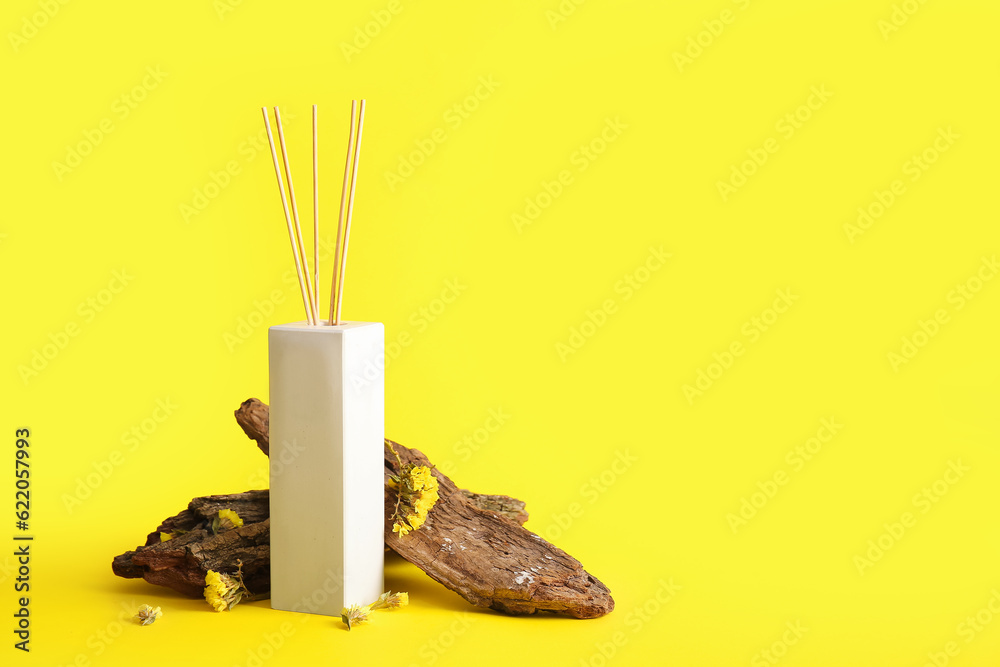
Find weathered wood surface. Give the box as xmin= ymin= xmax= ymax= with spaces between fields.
xmin=380 ymin=429 xmax=614 ymax=618
xmin=111 ymin=399 xmax=613 ymax=618
xmin=112 ymin=492 xmax=271 ymax=598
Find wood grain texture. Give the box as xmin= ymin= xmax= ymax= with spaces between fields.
xmin=111 ymin=399 xmax=613 ymax=619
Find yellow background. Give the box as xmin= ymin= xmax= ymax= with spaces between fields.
xmin=3 ymin=0 xmax=999 ymax=665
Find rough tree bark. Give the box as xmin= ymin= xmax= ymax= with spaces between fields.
xmin=113 ymin=493 xmax=271 ymax=598
xmin=112 ymin=399 xmax=613 ymax=619
xmin=232 ymin=398 xmax=528 ymax=522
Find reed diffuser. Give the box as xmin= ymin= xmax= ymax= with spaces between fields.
xmin=262 ymin=101 xmax=384 ymax=616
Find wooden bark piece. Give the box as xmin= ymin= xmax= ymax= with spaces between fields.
xmin=383 ymin=437 xmax=614 ymax=618
xmin=111 ymin=488 xmax=527 ymax=599
xmin=235 ymin=398 xmax=529 ymax=525
xmin=238 ymin=398 xmax=612 ymax=619
xmin=111 ymin=400 xmax=613 ymax=619
xmin=235 ymin=398 xmax=270 ymax=456
xmin=112 ymin=493 xmax=271 ymax=598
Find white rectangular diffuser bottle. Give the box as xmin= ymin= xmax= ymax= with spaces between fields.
xmin=268 ymin=321 xmax=385 ymax=615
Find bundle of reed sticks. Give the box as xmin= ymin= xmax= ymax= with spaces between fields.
xmin=261 ymin=100 xmax=366 ymax=325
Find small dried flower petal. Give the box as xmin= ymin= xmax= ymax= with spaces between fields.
xmin=204 ymin=571 xmax=230 ymax=612
xmin=135 ymin=604 xmax=162 ymax=625
xmin=212 ymin=508 xmax=244 ymax=534
xmin=341 ymin=591 xmax=409 ymax=629
xmin=218 ymin=509 xmax=243 ymax=529
xmin=341 ymin=604 xmax=371 ymax=630
xmin=203 ymin=561 xmax=251 ymax=612
xmin=371 ymin=591 xmax=408 ymax=609
xmin=387 ymin=442 xmax=439 ymax=537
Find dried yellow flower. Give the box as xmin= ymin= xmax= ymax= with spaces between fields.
xmin=340 ymin=590 xmax=409 ymax=630
xmin=212 ymin=509 xmax=244 ymax=533
xmin=341 ymin=604 xmax=371 ymax=630
xmin=203 ymin=560 xmax=251 ymax=612
xmin=135 ymin=604 xmax=162 ymax=625
xmin=386 ymin=440 xmax=439 ymax=537
xmin=371 ymin=591 xmax=408 ymax=609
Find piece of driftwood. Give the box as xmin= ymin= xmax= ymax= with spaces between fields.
xmin=111 ymin=485 xmax=525 ymax=599
xmin=233 ymin=398 xmax=529 ymax=523
xmin=111 ymin=492 xmax=526 ymax=598
xmin=112 ymin=399 xmax=613 ymax=618
xmin=113 ymin=493 xmax=271 ymax=598
xmin=112 ymin=490 xmax=527 ymax=598
xmin=379 ymin=431 xmax=614 ymax=618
